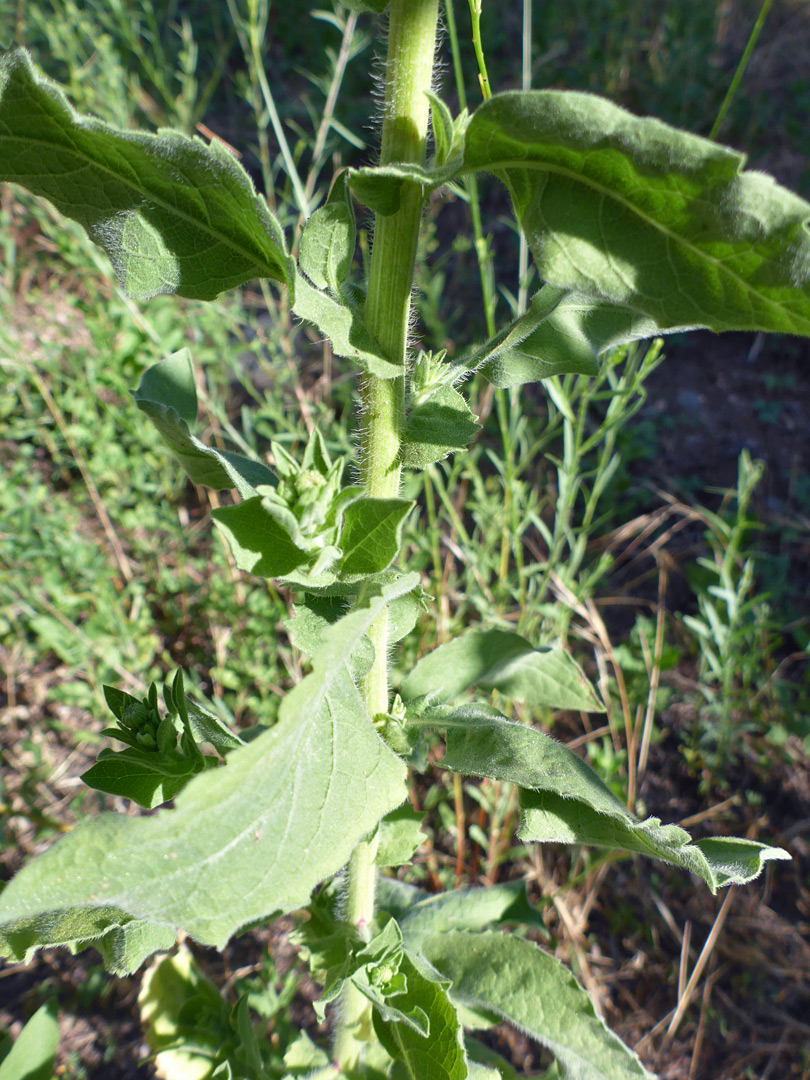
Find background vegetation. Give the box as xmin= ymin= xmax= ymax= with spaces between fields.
xmin=1 ymin=1 xmax=809 ymax=1077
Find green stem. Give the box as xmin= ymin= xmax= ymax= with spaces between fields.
xmin=334 ymin=0 xmax=440 ymax=1070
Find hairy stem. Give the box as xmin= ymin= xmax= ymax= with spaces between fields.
xmin=334 ymin=0 xmax=440 ymax=1070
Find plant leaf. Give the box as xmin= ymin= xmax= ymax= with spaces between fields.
xmin=370 ymin=951 xmax=468 ymax=1080
xmin=463 ymin=90 xmax=810 ymax=336
xmin=460 ymin=286 xmax=660 ymax=388
xmin=401 ymin=629 xmax=603 ymax=712
xmin=340 ymin=497 xmax=414 ymax=577
xmin=211 ymin=497 xmax=310 ymax=578
xmin=0 ymin=1002 xmax=60 ymax=1080
xmin=422 ymin=931 xmax=652 ymax=1080
xmin=293 ymin=274 xmax=401 ymax=380
xmin=377 ymin=878 xmax=544 ymax=953
xmin=0 ymin=578 xmax=415 ymax=970
xmin=403 ymin=386 xmax=480 ymax=468
xmin=375 ymin=806 xmax=426 ymax=867
xmin=519 ymin=789 xmax=791 ymax=891
xmin=0 ymin=49 xmax=293 ymax=300
xmin=426 ymin=706 xmax=790 ymax=892
xmin=299 ymin=173 xmax=356 ymax=293
xmin=81 ymin=747 xmax=212 ymax=809
xmin=134 ymin=352 xmax=276 ymax=497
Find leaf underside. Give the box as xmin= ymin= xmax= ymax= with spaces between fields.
xmin=0 ymin=580 xmax=415 ymax=971
xmin=0 ymin=48 xmax=294 ymax=300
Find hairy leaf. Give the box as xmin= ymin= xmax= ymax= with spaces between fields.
xmin=429 ymin=706 xmax=790 ymax=892
xmin=134 ymin=352 xmax=276 ymax=497
xmin=403 ymin=386 xmax=480 ymax=468
xmin=423 ymin=931 xmax=651 ymax=1080
xmin=371 ymin=951 xmax=467 ymax=1080
xmin=299 ymin=173 xmax=356 ymax=293
xmin=0 ymin=1002 xmax=60 ymax=1080
xmin=340 ymin=498 xmax=414 ymax=577
xmin=402 ymin=629 xmax=603 ymax=712
xmin=461 ymin=286 xmax=660 ymax=388
xmin=293 ymin=274 xmax=401 ymax=380
xmin=211 ymin=497 xmax=310 ymax=578
xmin=519 ymin=789 xmax=791 ymax=891
xmin=81 ymin=747 xmax=214 ymax=809
xmin=0 ymin=49 xmax=293 ymax=300
xmin=0 ymin=579 xmax=415 ymax=969
xmin=464 ymin=91 xmax=810 ymax=336
xmin=375 ymin=806 xmax=426 ymax=867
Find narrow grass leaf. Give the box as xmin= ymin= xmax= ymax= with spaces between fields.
xmin=0 ymin=579 xmax=415 ymax=969
xmin=423 ymin=931 xmax=652 ymax=1080
xmin=0 ymin=49 xmax=294 ymax=300
xmin=401 ymin=630 xmax=603 ymax=712
xmin=134 ymin=352 xmax=276 ymax=497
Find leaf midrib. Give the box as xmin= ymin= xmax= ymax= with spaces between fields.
xmin=468 ymin=155 xmax=810 ymax=332
xmin=0 ymin=129 xmax=285 ymax=280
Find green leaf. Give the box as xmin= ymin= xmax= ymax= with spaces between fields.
xmin=463 ymin=90 xmax=810 ymax=336
xmin=81 ymin=747 xmax=212 ymax=809
xmin=377 ymin=878 xmax=544 ymax=953
xmin=370 ymin=951 xmax=468 ymax=1080
xmin=184 ymin=700 xmax=245 ymax=754
xmin=375 ymin=806 xmax=426 ymax=867
xmin=427 ymin=92 xmax=455 ymax=168
xmin=519 ymin=789 xmax=791 ymax=891
xmin=134 ymin=352 xmax=276 ymax=497
xmin=401 ymin=629 xmax=603 ymax=712
xmin=403 ymin=386 xmax=480 ymax=468
xmin=462 ymin=286 xmax=660 ymax=388
xmin=293 ymin=274 xmax=401 ymax=380
xmin=0 ymin=1003 xmax=60 ymax=1080
xmin=299 ymin=173 xmax=356 ymax=293
xmin=340 ymin=497 xmax=414 ymax=577
xmin=0 ymin=579 xmax=415 ymax=970
xmin=423 ymin=931 xmax=652 ymax=1080
xmin=0 ymin=49 xmax=294 ymax=300
xmin=211 ymin=497 xmax=310 ymax=578
xmin=425 ymin=706 xmax=790 ymax=892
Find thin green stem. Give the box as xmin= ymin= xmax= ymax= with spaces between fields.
xmin=466 ymin=0 xmax=491 ymax=100
xmin=709 ymin=0 xmax=773 ymax=140
xmin=334 ymin=0 xmax=440 ymax=1070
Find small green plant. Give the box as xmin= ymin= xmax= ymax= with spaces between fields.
xmin=0 ymin=1 xmax=806 ymax=1076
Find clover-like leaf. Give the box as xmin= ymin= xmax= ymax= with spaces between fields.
xmin=0 ymin=49 xmax=294 ymax=300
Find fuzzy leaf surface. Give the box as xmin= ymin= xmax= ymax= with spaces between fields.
xmin=0 ymin=580 xmax=414 ymax=969
xmin=462 ymin=286 xmax=660 ymax=388
xmin=299 ymin=173 xmax=356 ymax=293
xmin=519 ymin=789 xmax=791 ymax=891
xmin=423 ymin=931 xmax=652 ymax=1080
xmin=430 ymin=706 xmax=790 ymax=892
xmin=0 ymin=1002 xmax=60 ymax=1080
xmin=134 ymin=352 xmax=276 ymax=497
xmin=293 ymin=274 xmax=401 ymax=379
xmin=464 ymin=91 xmax=810 ymax=336
xmin=401 ymin=629 xmax=603 ymax=712
xmin=340 ymin=497 xmax=414 ymax=577
xmin=375 ymin=805 xmax=426 ymax=867
xmin=371 ymin=951 xmax=468 ymax=1080
xmin=0 ymin=49 xmax=293 ymax=300
xmin=403 ymin=387 xmax=480 ymax=468
xmin=211 ymin=497 xmax=309 ymax=578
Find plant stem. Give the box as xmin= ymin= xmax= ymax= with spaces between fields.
xmin=334 ymin=0 xmax=439 ymax=1070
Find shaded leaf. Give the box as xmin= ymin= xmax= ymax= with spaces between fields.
xmin=0 ymin=579 xmax=414 ymax=969
xmin=340 ymin=497 xmax=414 ymax=577
xmin=211 ymin=497 xmax=310 ymax=578
xmin=375 ymin=806 xmax=426 ymax=867
xmin=293 ymin=274 xmax=401 ymax=379
xmin=0 ymin=49 xmax=293 ymax=300
xmin=299 ymin=173 xmax=356 ymax=293
xmin=423 ymin=931 xmax=652 ymax=1080
xmin=81 ymin=746 xmax=214 ymax=809
xmin=464 ymin=91 xmax=810 ymax=336
xmin=0 ymin=1002 xmax=60 ymax=1080
xmin=134 ymin=352 xmax=276 ymax=497
xmin=403 ymin=386 xmax=480 ymax=468
xmin=401 ymin=629 xmax=603 ymax=712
